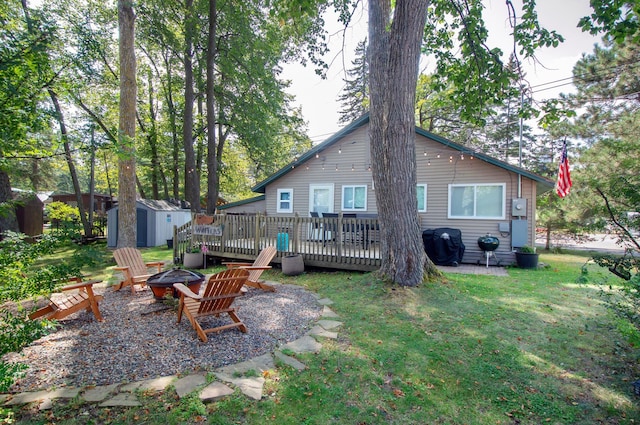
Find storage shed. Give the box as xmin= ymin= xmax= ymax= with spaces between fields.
xmin=107 ymin=199 xmax=192 ymax=248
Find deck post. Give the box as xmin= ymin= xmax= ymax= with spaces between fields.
xmin=254 ymin=213 xmax=261 ymax=255
xmin=293 ymin=213 xmax=300 ymax=254
xmin=337 ymin=213 xmax=343 ymax=260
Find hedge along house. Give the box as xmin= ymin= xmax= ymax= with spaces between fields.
xmin=107 ymin=199 xmax=192 ymax=248
xmin=244 ymin=114 xmax=553 ymax=266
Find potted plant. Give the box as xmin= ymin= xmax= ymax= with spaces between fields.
xmin=515 ymin=245 xmax=539 ymax=269
xmin=183 ymin=244 xmax=204 ymax=269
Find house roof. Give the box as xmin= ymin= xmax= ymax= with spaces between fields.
xmin=218 ymin=195 xmax=265 ymax=210
xmin=252 ymin=114 xmax=554 ymax=194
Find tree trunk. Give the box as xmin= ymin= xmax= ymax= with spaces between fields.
xmin=0 ymin=168 xmax=19 ymax=234
xmin=368 ymin=0 xmax=437 ymax=286
xmin=206 ymin=0 xmax=218 ymax=214
xmin=163 ymin=52 xmax=180 ymax=200
xmin=147 ymin=68 xmax=161 ymax=200
xmin=183 ymin=0 xmax=199 ymax=212
xmin=48 ymin=88 xmax=92 ymax=238
xmin=117 ymin=0 xmax=137 ymax=248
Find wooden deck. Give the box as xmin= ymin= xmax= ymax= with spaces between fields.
xmin=173 ymin=213 xmax=382 ymax=271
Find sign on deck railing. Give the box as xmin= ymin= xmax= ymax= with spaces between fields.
xmin=193 ymin=213 xmax=223 ymax=236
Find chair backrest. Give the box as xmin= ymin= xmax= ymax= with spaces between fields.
xmin=199 ymin=268 xmax=249 ymax=313
xmin=248 ymin=246 xmax=276 ymax=282
xmin=113 ymin=247 xmax=147 ymax=276
xmin=253 ymin=246 xmax=277 ymax=267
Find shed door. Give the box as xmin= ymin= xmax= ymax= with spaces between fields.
xmin=136 ymin=208 xmax=147 ymax=247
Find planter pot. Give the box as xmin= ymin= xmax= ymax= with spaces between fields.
xmin=282 ymin=254 xmax=304 ymax=276
xmin=515 ymin=252 xmax=539 ymax=269
xmin=183 ymin=252 xmax=203 ymax=269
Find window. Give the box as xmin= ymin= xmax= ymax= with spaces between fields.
xmin=277 ymin=188 xmax=293 ymax=213
xmin=309 ymin=184 xmax=334 ymax=214
xmin=417 ymin=184 xmax=427 ymax=212
xmin=342 ymin=185 xmax=367 ymax=211
xmin=448 ymin=183 xmax=505 ymax=219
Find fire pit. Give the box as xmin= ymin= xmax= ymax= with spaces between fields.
xmin=147 ymin=269 xmax=205 ymax=301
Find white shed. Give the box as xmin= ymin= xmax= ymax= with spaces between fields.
xmin=107 ymin=199 xmax=192 ymax=248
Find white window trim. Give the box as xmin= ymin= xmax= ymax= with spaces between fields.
xmin=309 ymin=184 xmax=335 ymax=214
xmin=341 ymin=185 xmax=368 ymax=211
xmin=276 ymin=188 xmax=293 ymax=213
xmin=417 ymin=184 xmax=427 ymax=212
xmin=447 ymin=183 xmax=506 ymax=220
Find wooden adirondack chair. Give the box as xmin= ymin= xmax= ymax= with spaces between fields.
xmin=113 ymin=247 xmax=165 ymax=293
xmin=173 ymin=268 xmax=249 ymax=342
xmin=29 ymin=278 xmax=104 ymax=322
xmin=222 ymin=246 xmax=277 ymax=292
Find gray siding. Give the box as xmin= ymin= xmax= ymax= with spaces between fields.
xmin=265 ymin=126 xmax=377 ymax=216
xmin=415 ymin=134 xmax=536 ymax=264
xmin=264 ymin=126 xmax=541 ymax=265
xmin=220 ymin=199 xmax=266 ymax=215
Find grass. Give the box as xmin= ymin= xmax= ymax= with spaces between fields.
xmin=5 ymin=247 xmax=640 ymax=424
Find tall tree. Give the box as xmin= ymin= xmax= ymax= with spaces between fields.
xmin=337 ymin=38 xmax=369 ymax=124
xmin=205 ymin=0 xmax=217 ymax=214
xmin=368 ymin=0 xmax=430 ymax=286
xmin=0 ymin=1 xmax=54 ymax=233
xmin=367 ymin=0 xmax=563 ymax=286
xmin=117 ymin=0 xmax=137 ymax=247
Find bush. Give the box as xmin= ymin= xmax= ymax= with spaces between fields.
xmin=585 ymin=251 xmax=640 ymax=336
xmin=0 ymin=231 xmax=104 ymax=391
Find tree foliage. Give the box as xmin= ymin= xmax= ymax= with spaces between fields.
xmin=338 ymin=38 xmax=369 ymax=124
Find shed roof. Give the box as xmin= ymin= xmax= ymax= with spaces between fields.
xmin=252 ymin=114 xmax=554 ymax=194
xmin=135 ymin=198 xmax=190 ymax=211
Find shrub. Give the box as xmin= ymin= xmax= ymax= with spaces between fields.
xmin=0 ymin=231 xmax=104 ymax=391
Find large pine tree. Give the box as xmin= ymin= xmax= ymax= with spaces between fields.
xmin=337 ymin=39 xmax=369 ymax=124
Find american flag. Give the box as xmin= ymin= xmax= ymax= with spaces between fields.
xmin=556 ymin=141 xmax=572 ymax=198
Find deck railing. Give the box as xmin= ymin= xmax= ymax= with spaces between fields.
xmin=173 ymin=213 xmax=382 ymax=271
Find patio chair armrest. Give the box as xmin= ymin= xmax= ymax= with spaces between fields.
xmin=145 ymin=261 xmax=164 ymax=267
xmin=173 ymin=283 xmax=201 ymax=299
xmin=223 ymin=262 xmax=253 ymax=268
xmin=237 ymin=266 xmax=272 ymax=271
xmin=113 ymin=266 xmax=131 ymax=272
xmin=60 ymin=280 xmax=102 ymax=292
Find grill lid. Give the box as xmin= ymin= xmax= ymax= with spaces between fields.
xmin=147 ymin=268 xmax=204 ymax=284
xmin=477 ymin=234 xmax=500 ymax=251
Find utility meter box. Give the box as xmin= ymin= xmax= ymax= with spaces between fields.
xmin=512 ymin=198 xmax=527 ymax=217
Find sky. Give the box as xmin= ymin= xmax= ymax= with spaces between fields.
xmin=281 ymin=1 xmax=603 ymax=143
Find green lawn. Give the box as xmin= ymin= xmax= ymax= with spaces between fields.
xmin=6 ymin=248 xmax=640 ymax=424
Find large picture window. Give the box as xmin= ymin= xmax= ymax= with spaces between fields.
xmin=417 ymin=184 xmax=427 ymax=212
xmin=277 ymin=188 xmax=293 ymax=213
xmin=448 ymin=183 xmax=505 ymax=219
xmin=342 ymin=185 xmax=367 ymax=211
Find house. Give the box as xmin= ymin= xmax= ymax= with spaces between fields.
xmin=107 ymin=199 xmax=193 ymax=248
xmin=217 ymin=195 xmax=266 ymax=214
xmin=51 ymin=193 xmax=114 ymax=216
xmin=227 ymin=114 xmax=553 ymax=265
